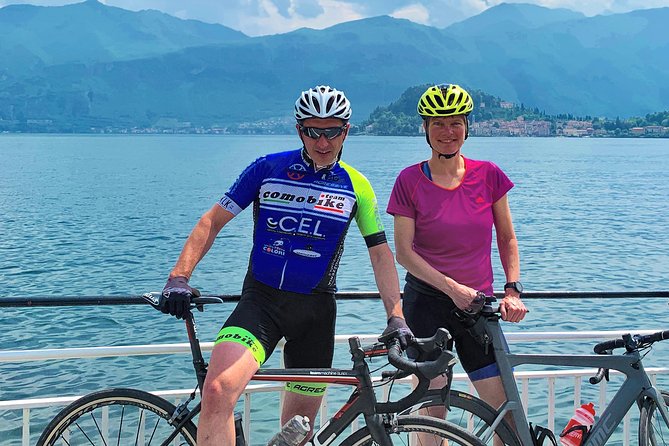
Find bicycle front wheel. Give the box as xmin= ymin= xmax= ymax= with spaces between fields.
xmin=639 ymin=390 xmax=669 ymax=446
xmin=36 ymin=388 xmax=198 ymax=446
xmin=404 ymin=388 xmax=521 ymax=445
xmin=340 ymin=414 xmax=485 ymax=446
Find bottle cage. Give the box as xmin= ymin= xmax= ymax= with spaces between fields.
xmin=530 ymin=423 xmax=559 ymax=446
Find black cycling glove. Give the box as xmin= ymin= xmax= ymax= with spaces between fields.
xmin=382 ymin=316 xmax=415 ymax=350
xmin=161 ymin=276 xmax=200 ymax=320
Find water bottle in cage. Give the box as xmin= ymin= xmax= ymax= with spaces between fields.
xmin=560 ymin=402 xmax=596 ymax=446
xmin=267 ymin=415 xmax=311 ymax=446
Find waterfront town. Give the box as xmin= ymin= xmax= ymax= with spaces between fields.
xmin=469 ymin=116 xmax=669 ymax=138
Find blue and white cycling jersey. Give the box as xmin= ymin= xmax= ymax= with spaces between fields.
xmin=218 ymin=148 xmax=387 ymax=294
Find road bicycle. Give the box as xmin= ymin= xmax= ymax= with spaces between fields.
xmin=37 ymin=293 xmax=486 ymax=446
xmin=400 ymin=296 xmax=669 ymax=445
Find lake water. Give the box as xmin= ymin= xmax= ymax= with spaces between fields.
xmin=1 ymin=134 xmax=668 ymax=443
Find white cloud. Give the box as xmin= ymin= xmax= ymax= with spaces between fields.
xmin=390 ymin=3 xmax=430 ymax=24
xmin=234 ymin=0 xmax=365 ymax=36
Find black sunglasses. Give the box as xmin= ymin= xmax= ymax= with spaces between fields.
xmin=299 ymin=125 xmax=347 ymax=140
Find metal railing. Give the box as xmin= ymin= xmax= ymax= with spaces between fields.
xmin=1 ymin=291 xmax=668 ymax=445
xmin=2 ymin=331 xmax=668 ymax=445
xmin=2 ymin=290 xmax=668 ymax=307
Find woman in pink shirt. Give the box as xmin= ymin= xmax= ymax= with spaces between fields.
xmin=387 ymin=84 xmax=528 ymax=435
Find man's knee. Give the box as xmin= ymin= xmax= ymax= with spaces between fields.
xmin=202 ymin=343 xmax=260 ymax=410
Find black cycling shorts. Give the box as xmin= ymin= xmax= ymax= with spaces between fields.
xmin=217 ymin=273 xmax=336 ymax=368
xmin=402 ymin=273 xmax=501 ymax=381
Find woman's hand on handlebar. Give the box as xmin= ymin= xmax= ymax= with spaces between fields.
xmin=499 ymin=294 xmax=528 ymax=323
xmin=449 ymin=283 xmax=481 ymax=311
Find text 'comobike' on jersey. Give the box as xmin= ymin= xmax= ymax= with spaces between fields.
xmin=259 ymin=183 xmax=355 ymax=217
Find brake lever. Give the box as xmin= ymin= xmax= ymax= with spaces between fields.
xmin=142 ymin=292 xmax=161 ymax=308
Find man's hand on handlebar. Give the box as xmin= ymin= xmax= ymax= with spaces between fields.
xmin=161 ymin=276 xmax=200 ymax=320
xmin=382 ymin=316 xmax=415 ymax=350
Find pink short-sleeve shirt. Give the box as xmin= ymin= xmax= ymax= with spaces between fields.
xmin=387 ymin=157 xmax=513 ymax=295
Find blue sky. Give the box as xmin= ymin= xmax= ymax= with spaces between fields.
xmin=2 ymin=0 xmax=668 ymax=35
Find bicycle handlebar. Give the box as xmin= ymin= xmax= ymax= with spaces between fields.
xmin=375 ymin=328 xmax=456 ymax=414
xmin=589 ymin=367 xmax=609 ymax=385
xmin=387 ymin=329 xmax=454 ymax=380
xmin=590 ymin=329 xmax=669 ymax=384
xmin=593 ymin=329 xmax=669 ymax=354
xmin=141 ymin=292 xmax=224 ymax=312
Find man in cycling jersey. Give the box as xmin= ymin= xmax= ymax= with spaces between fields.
xmin=160 ymin=85 xmax=412 ymax=445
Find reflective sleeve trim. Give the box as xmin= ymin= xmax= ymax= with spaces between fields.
xmin=363 ymin=231 xmax=387 ymax=248
xmin=217 ymin=194 xmax=243 ymax=216
xmin=214 ymin=326 xmax=266 ymax=365
xmin=285 ymin=381 xmax=328 ymax=396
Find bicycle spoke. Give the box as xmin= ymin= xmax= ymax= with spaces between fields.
xmin=134 ymin=410 xmax=144 ymax=446
xmin=116 ymin=405 xmax=124 ymax=446
xmin=73 ymin=420 xmax=97 ymax=446
xmin=147 ymin=415 xmax=161 ymax=445
xmin=88 ymin=412 xmax=108 ymax=446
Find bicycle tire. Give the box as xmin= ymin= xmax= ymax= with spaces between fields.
xmin=403 ymin=388 xmax=521 ymax=445
xmin=36 ymin=387 xmax=198 ymax=446
xmin=339 ymin=414 xmax=485 ymax=446
xmin=639 ymin=389 xmax=669 ymax=446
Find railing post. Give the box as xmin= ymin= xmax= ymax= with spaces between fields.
xmin=598 ymin=379 xmax=607 ymax=413
xmin=548 ymin=377 xmax=556 ymax=431
xmin=244 ymin=392 xmax=252 ymax=446
xmin=573 ymin=377 xmax=581 ymax=412
xmin=22 ymin=408 xmax=29 ymax=446
xmin=521 ymin=377 xmax=529 ymax=415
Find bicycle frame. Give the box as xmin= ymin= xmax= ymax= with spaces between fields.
xmin=484 ymin=315 xmax=669 ymax=445
xmin=176 ymin=308 xmax=408 ymax=446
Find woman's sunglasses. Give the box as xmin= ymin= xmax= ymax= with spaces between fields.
xmin=299 ymin=125 xmax=347 ymax=140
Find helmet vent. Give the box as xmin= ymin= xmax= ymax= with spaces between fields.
xmin=294 ymin=85 xmax=352 ymax=121
xmin=417 ymin=84 xmax=473 ymax=118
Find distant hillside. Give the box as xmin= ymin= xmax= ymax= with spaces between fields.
xmin=360 ymin=84 xmax=669 ymax=138
xmin=359 ymin=84 xmax=552 ymax=135
xmin=0 ymin=0 xmax=247 ymax=75
xmin=0 ymin=1 xmax=668 ymax=132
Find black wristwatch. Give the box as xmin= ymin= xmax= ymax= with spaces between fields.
xmin=504 ymin=281 xmax=524 ymax=293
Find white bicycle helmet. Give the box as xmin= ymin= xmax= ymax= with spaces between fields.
xmin=294 ymin=85 xmax=352 ymax=122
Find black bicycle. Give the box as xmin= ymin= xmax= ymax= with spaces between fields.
xmin=37 ymin=293 xmax=485 ymax=446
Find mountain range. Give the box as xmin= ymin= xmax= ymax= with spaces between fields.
xmin=0 ymin=0 xmax=667 ymax=131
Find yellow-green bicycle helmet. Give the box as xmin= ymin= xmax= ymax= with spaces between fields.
xmin=417 ymin=84 xmax=473 ymax=118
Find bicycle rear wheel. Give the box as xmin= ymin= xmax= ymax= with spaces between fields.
xmin=36 ymin=388 xmax=198 ymax=446
xmin=403 ymin=389 xmax=521 ymax=445
xmin=639 ymin=390 xmax=669 ymax=446
xmin=339 ymin=414 xmax=484 ymax=445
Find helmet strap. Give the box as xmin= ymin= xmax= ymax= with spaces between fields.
xmin=300 ymin=146 xmax=340 ymax=172
xmin=437 ymin=150 xmax=459 ymax=159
